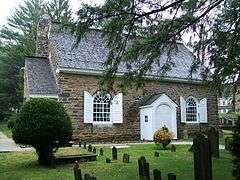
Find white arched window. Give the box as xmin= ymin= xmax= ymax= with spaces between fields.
xmin=186 ymin=97 xmax=197 ymax=122
xmin=93 ymin=92 xmax=111 ymax=122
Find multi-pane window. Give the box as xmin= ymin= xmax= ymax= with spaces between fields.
xmin=93 ymin=92 xmax=111 ymax=122
xmin=186 ymin=98 xmax=197 ymax=122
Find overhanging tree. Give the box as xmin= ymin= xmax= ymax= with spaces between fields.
xmin=74 ymin=0 xmax=225 ymax=90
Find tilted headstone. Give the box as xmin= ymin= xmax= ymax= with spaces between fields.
xmin=183 ymin=129 xmax=189 ymax=140
xmin=138 ymin=156 xmax=150 ymax=180
xmin=153 ymin=169 xmax=162 ymax=180
xmin=112 ymin=146 xmax=117 ymax=160
xmin=99 ymin=148 xmax=103 ymax=156
xmin=168 ymin=173 xmax=176 ymax=180
xmin=106 ymin=158 xmax=111 ymax=163
xmin=188 ymin=145 xmax=193 ymax=152
xmin=84 ymin=174 xmax=96 ymax=180
xmin=83 ymin=142 xmax=87 ymax=149
xmin=193 ymin=134 xmax=212 ymax=180
xmin=207 ymin=127 xmax=219 ymax=158
xmin=73 ymin=161 xmax=82 ymax=180
xmin=225 ymin=137 xmax=233 ymax=151
xmin=170 ymin=145 xmax=176 ymax=152
xmin=123 ymin=153 xmax=130 ymax=163
xmin=88 ymin=145 xmax=92 ymax=152
xmin=154 ymin=152 xmax=160 ymax=157
xmin=93 ymin=147 xmax=96 ymax=154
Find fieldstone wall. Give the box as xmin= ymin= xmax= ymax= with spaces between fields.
xmin=57 ymin=72 xmax=218 ymax=142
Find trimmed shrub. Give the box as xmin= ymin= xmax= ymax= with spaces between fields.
xmin=12 ymin=98 xmax=72 ymax=166
xmin=153 ymin=126 xmax=174 ymax=149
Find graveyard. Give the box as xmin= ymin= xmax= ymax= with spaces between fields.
xmin=0 ymin=143 xmax=233 ymax=180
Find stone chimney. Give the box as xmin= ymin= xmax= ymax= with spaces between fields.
xmin=36 ymin=14 xmax=51 ymax=57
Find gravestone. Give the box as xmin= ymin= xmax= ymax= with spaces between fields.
xmin=99 ymin=148 xmax=103 ymax=156
xmin=188 ymin=145 xmax=193 ymax=152
xmin=83 ymin=142 xmax=87 ymax=149
xmin=225 ymin=137 xmax=233 ymax=151
xmin=207 ymin=127 xmax=219 ymax=158
xmin=138 ymin=156 xmax=150 ymax=180
xmin=123 ymin=153 xmax=130 ymax=163
xmin=183 ymin=130 xmax=189 ymax=140
xmin=93 ymin=147 xmax=96 ymax=154
xmin=170 ymin=145 xmax=176 ymax=152
xmin=193 ymin=134 xmax=212 ymax=180
xmin=79 ymin=141 xmax=82 ymax=148
xmin=106 ymin=158 xmax=111 ymax=163
xmin=88 ymin=145 xmax=92 ymax=152
xmin=153 ymin=169 xmax=162 ymax=180
xmin=73 ymin=161 xmax=82 ymax=180
xmin=84 ymin=174 xmax=96 ymax=180
xmin=154 ymin=152 xmax=160 ymax=157
xmin=168 ymin=173 xmax=176 ymax=180
xmin=112 ymin=146 xmax=117 ymax=160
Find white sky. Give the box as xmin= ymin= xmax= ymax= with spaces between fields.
xmin=0 ymin=0 xmax=104 ymax=27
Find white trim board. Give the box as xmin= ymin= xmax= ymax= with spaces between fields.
xmin=57 ymin=67 xmax=204 ymax=84
xmin=29 ymin=94 xmax=58 ymax=98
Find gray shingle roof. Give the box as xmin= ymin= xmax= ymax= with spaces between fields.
xmin=25 ymin=56 xmax=58 ymax=96
xmin=50 ymin=30 xmax=203 ymax=80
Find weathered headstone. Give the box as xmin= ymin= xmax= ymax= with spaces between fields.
xmin=183 ymin=129 xmax=189 ymax=140
xmin=79 ymin=141 xmax=82 ymax=148
xmin=112 ymin=146 xmax=117 ymax=160
xmin=154 ymin=152 xmax=160 ymax=157
xmin=106 ymin=158 xmax=111 ymax=163
xmin=83 ymin=142 xmax=87 ymax=149
xmin=193 ymin=134 xmax=212 ymax=180
xmin=225 ymin=137 xmax=233 ymax=151
xmin=188 ymin=145 xmax=193 ymax=152
xmin=207 ymin=127 xmax=219 ymax=158
xmin=138 ymin=156 xmax=150 ymax=180
xmin=170 ymin=145 xmax=176 ymax=152
xmin=73 ymin=161 xmax=82 ymax=180
xmin=84 ymin=174 xmax=96 ymax=180
xmin=153 ymin=169 xmax=162 ymax=180
xmin=93 ymin=147 xmax=96 ymax=154
xmin=88 ymin=145 xmax=92 ymax=152
xmin=123 ymin=153 xmax=130 ymax=163
xmin=168 ymin=173 xmax=176 ymax=180
xmin=99 ymin=148 xmax=103 ymax=156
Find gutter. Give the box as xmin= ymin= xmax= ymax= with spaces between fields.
xmin=57 ymin=67 xmax=204 ymax=85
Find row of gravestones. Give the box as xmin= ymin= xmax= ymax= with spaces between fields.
xmin=73 ymin=156 xmax=177 ymax=180
xmin=76 ymin=127 xmax=220 ymax=180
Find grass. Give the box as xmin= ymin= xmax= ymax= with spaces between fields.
xmin=0 ymin=121 xmax=12 ymax=138
xmin=0 ymin=144 xmax=233 ymax=180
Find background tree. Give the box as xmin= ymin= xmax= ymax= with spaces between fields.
xmin=0 ymin=0 xmax=73 ymax=121
xmin=12 ymin=98 xmax=72 ymax=166
xmin=0 ymin=0 xmax=45 ymax=120
xmin=46 ymin=0 xmax=72 ymax=25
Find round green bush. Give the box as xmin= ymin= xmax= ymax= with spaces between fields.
xmin=12 ymin=98 xmax=72 ymax=166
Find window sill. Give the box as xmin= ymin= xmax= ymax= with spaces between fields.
xmin=185 ymin=121 xmax=200 ymax=124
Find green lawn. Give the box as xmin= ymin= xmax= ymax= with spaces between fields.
xmin=0 ymin=144 xmax=233 ymax=180
xmin=0 ymin=122 xmax=12 ymax=138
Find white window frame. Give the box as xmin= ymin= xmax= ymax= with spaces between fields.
xmin=92 ymin=91 xmax=113 ymax=124
xmin=185 ymin=96 xmax=199 ymax=123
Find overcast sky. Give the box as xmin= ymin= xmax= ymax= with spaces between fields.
xmin=0 ymin=0 xmax=104 ymax=27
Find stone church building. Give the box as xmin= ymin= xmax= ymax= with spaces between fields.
xmin=24 ymin=16 xmax=218 ymax=142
